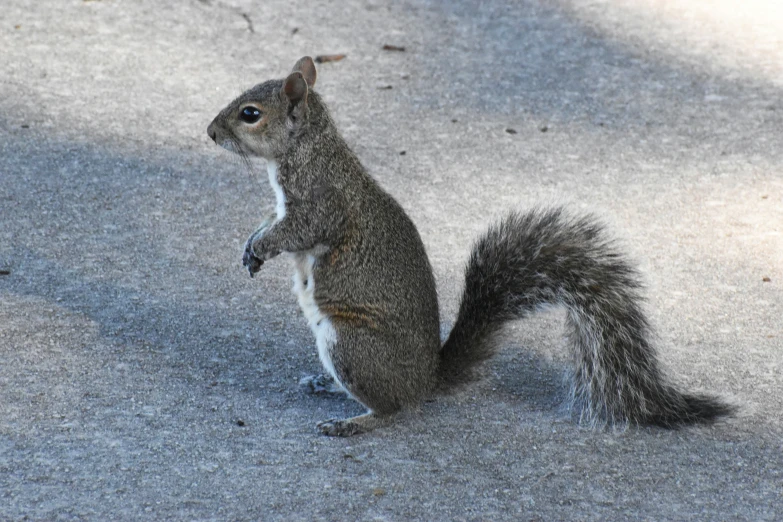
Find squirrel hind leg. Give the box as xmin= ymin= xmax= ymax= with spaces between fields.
xmin=299 ymin=373 xmax=348 ymax=397
xmin=316 ymin=412 xmax=396 ymax=437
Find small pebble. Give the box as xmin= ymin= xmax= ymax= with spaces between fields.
xmin=315 ymin=54 xmax=346 ymax=64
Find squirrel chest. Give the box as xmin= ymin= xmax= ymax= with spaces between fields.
xmin=268 ymin=159 xmax=342 ymax=387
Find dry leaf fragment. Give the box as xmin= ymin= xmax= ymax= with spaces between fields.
xmin=315 ymin=54 xmax=346 ymax=63
xmin=762 ymin=277 xmax=771 ymax=282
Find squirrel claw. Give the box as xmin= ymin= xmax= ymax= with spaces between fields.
xmin=316 ymin=418 xmax=364 ymax=437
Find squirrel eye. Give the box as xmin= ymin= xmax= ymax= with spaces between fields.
xmin=239 ymin=106 xmax=262 ymax=124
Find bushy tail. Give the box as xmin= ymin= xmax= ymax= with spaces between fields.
xmin=437 ymin=208 xmax=733 ymax=428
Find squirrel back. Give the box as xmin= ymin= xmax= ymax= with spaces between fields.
xmin=207 ymin=57 xmax=734 ymax=435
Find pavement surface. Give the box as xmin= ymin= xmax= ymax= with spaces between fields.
xmin=1 ymin=0 xmax=782 ymax=520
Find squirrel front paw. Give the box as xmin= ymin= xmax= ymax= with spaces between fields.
xmin=242 ymin=217 xmax=277 ymax=278
xmin=242 ymin=244 xmax=264 ymax=278
xmin=242 ymin=232 xmax=264 ymax=277
xmin=243 ymin=238 xmax=279 ymax=278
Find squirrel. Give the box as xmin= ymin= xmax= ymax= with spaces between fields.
xmin=206 ymin=56 xmax=734 ymax=437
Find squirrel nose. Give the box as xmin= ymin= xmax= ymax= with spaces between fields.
xmin=207 ymin=123 xmax=217 ymax=143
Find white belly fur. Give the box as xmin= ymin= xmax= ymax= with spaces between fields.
xmin=266 ymin=160 xmax=286 ymax=220
xmin=267 ymin=161 xmax=342 ymax=392
xmin=292 ymin=254 xmax=342 ymax=390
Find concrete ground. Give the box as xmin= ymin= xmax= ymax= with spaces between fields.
xmin=1 ymin=0 xmax=781 ymax=520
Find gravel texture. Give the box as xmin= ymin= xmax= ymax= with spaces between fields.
xmin=1 ymin=0 xmax=781 ymax=520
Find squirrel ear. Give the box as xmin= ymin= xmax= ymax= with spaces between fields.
xmin=291 ymin=56 xmax=317 ymax=88
xmin=282 ymin=71 xmax=308 ymax=110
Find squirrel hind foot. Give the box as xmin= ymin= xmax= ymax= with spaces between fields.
xmin=299 ymin=373 xmax=347 ymax=397
xmin=316 ymin=412 xmax=394 ymax=437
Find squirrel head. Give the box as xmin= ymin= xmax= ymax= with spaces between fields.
xmin=207 ymin=56 xmax=319 ymax=160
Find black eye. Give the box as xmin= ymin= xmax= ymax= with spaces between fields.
xmin=239 ymin=106 xmax=262 ymax=124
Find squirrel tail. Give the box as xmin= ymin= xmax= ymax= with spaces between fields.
xmin=437 ymin=208 xmax=734 ymax=428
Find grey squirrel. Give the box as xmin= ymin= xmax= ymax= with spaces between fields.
xmin=207 ymin=57 xmax=733 ymax=436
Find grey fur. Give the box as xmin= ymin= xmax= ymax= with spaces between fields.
xmin=207 ymin=57 xmax=733 ymax=436
xmin=440 ymin=209 xmax=734 ymax=428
